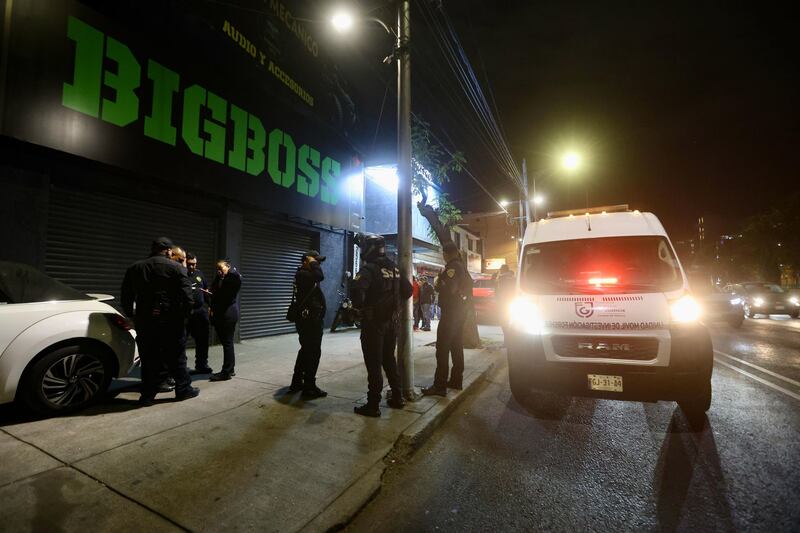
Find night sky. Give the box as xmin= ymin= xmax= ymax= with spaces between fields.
xmin=339 ymin=0 xmax=798 ymax=239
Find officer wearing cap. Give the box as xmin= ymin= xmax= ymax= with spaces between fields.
xmin=351 ymin=233 xmax=412 ymax=417
xmin=120 ymin=237 xmax=200 ymax=405
xmin=290 ymin=250 xmax=328 ymax=398
xmin=185 ymin=252 xmax=212 ymax=374
xmin=422 ymin=242 xmax=473 ymax=396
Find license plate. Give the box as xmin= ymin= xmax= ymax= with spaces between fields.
xmin=587 ymin=374 xmax=623 ymax=392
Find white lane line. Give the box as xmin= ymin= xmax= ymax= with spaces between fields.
xmin=714 ymin=349 xmax=800 ymax=388
xmin=714 ymin=358 xmax=800 ymax=401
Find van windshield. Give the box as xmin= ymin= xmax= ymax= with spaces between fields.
xmin=521 ymin=236 xmax=683 ymax=294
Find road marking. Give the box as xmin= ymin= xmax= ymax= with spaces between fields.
xmin=714 ymin=350 xmax=800 ymax=388
xmin=715 ymin=358 xmax=800 ymax=401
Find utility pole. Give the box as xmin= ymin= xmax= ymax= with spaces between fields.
xmin=396 ymin=0 xmax=417 ymax=401
xmin=523 ymin=158 xmax=531 ymax=225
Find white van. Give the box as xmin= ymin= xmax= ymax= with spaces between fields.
xmin=507 ymin=205 xmax=713 ymax=427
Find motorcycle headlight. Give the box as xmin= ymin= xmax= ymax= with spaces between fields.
xmin=753 ymin=297 xmax=765 ymax=307
xmin=671 ymin=295 xmax=701 ymax=324
xmin=729 ymin=297 xmax=742 ymax=306
xmin=509 ymin=297 xmax=545 ymax=335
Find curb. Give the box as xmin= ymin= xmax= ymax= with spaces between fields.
xmin=313 ymin=350 xmax=500 ymax=532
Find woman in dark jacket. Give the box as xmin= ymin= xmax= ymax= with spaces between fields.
xmin=208 ymin=259 xmax=241 ymax=381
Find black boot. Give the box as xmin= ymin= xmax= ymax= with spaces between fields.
xmin=354 ymin=403 xmax=381 ymax=417
xmin=387 ymin=389 xmax=406 ymax=409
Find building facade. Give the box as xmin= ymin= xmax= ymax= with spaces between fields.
xmin=0 ymin=0 xmax=365 ymax=336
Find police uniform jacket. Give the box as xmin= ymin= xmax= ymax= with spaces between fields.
xmin=120 ymin=254 xmax=193 ymax=327
xmin=435 ymin=258 xmax=473 ymax=310
xmin=352 ymin=256 xmax=412 ymax=322
xmin=188 ymin=269 xmax=209 ymax=311
xmin=294 ymin=261 xmax=326 ymax=319
xmin=210 ymin=268 xmax=242 ymax=322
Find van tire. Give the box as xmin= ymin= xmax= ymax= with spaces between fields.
xmin=507 ymin=350 xmax=532 ymax=404
xmin=678 ymin=381 xmax=711 ymax=431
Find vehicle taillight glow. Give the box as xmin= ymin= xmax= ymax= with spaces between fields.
xmin=588 ymin=277 xmax=618 ymax=286
xmin=110 ymin=314 xmax=133 ymax=331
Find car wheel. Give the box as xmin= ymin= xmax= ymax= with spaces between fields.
xmin=678 ymin=380 xmax=711 ymax=432
xmin=22 ymin=344 xmax=113 ymax=415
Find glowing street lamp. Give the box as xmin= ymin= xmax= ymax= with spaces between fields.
xmin=330 ymin=11 xmax=355 ymax=33
xmin=562 ymin=151 xmax=582 ymax=172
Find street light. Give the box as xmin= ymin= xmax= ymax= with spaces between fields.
xmin=330 ymin=2 xmax=416 ymax=401
xmin=562 ymin=151 xmax=582 ymax=172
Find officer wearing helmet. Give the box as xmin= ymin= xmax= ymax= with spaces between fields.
xmin=351 ymin=233 xmax=412 ymax=417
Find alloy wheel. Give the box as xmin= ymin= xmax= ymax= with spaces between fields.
xmin=41 ymin=352 xmax=106 ymax=407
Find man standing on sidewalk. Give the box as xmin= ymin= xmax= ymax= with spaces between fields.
xmin=121 ymin=237 xmax=200 ymax=406
xmin=352 ymin=233 xmax=412 ymax=417
xmin=186 ymin=252 xmax=212 ymax=374
xmin=290 ymin=251 xmax=328 ymax=398
xmin=419 ymin=277 xmax=435 ymax=331
xmin=422 ymin=243 xmax=473 ymax=396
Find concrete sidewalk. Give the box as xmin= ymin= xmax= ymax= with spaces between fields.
xmin=0 ymin=324 xmax=503 ymax=532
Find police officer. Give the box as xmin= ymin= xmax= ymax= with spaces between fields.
xmin=290 ymin=251 xmax=328 ymax=398
xmin=422 ymin=242 xmax=473 ymax=396
xmin=120 ymin=238 xmax=200 ymax=406
xmin=186 ymin=252 xmax=212 ymax=374
xmin=352 ymin=233 xmax=412 ymax=417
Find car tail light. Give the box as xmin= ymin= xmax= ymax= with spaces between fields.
xmin=110 ymin=314 xmax=133 ymax=331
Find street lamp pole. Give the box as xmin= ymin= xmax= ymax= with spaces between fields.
xmin=395 ymin=0 xmax=416 ymax=400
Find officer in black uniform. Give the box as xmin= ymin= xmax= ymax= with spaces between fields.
xmin=290 ymin=250 xmax=328 ymax=398
xmin=120 ymin=237 xmax=200 ymax=406
xmin=422 ymin=242 xmax=473 ymax=396
xmin=186 ymin=252 xmax=212 ymax=374
xmin=352 ymin=233 xmax=413 ymax=417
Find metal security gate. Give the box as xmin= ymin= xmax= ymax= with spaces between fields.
xmin=45 ymin=188 xmax=218 ymax=309
xmin=239 ymin=222 xmax=313 ymax=338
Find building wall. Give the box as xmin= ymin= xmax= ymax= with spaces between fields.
xmin=461 ymin=212 xmax=520 ymax=274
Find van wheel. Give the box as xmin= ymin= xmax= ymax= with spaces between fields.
xmin=790 ymin=310 xmax=799 ymax=319
xmin=22 ymin=344 xmax=113 ymax=415
xmin=678 ymin=381 xmax=711 ymax=431
xmin=507 ymin=352 xmax=532 ymax=404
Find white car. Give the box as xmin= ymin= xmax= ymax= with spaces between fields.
xmin=0 ymin=261 xmax=137 ymax=414
xmin=507 ymin=205 xmax=713 ymax=428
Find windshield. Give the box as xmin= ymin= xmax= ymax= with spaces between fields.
xmin=742 ymin=283 xmax=784 ymax=294
xmin=0 ymin=261 xmax=93 ymax=303
xmin=522 ymin=236 xmax=683 ymax=294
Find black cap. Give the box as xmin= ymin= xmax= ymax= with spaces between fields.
xmin=151 ymin=237 xmax=174 ymax=252
xmin=304 ymin=250 xmax=326 ymax=262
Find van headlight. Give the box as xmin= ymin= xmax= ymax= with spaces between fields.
xmin=509 ymin=297 xmax=545 ymax=335
xmin=790 ymin=297 xmax=799 ymax=306
xmin=671 ymin=295 xmax=701 ymax=324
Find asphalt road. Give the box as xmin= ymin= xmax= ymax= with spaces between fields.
xmin=347 ymin=316 xmax=800 ymax=532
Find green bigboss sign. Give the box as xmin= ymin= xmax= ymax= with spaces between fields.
xmin=1 ymin=1 xmax=354 ymax=227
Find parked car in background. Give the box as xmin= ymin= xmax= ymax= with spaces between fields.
xmin=726 ymin=282 xmax=800 ymax=319
xmin=687 ymin=272 xmax=743 ymax=327
xmin=472 ymin=275 xmax=497 ymax=323
xmin=0 ymin=262 xmax=137 ymax=415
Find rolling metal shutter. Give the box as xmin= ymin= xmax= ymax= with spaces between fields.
xmin=239 ymin=222 xmax=312 ymax=338
xmin=45 ymin=188 xmax=218 ymax=310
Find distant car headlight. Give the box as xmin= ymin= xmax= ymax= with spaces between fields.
xmin=790 ymin=297 xmax=800 ymax=306
xmin=753 ymin=297 xmax=765 ymax=307
xmin=729 ymin=297 xmax=742 ymax=306
xmin=671 ymin=295 xmax=702 ymax=324
xmin=509 ymin=297 xmax=544 ymax=335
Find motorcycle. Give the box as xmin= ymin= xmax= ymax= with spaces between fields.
xmin=330 ymin=272 xmax=361 ymax=332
